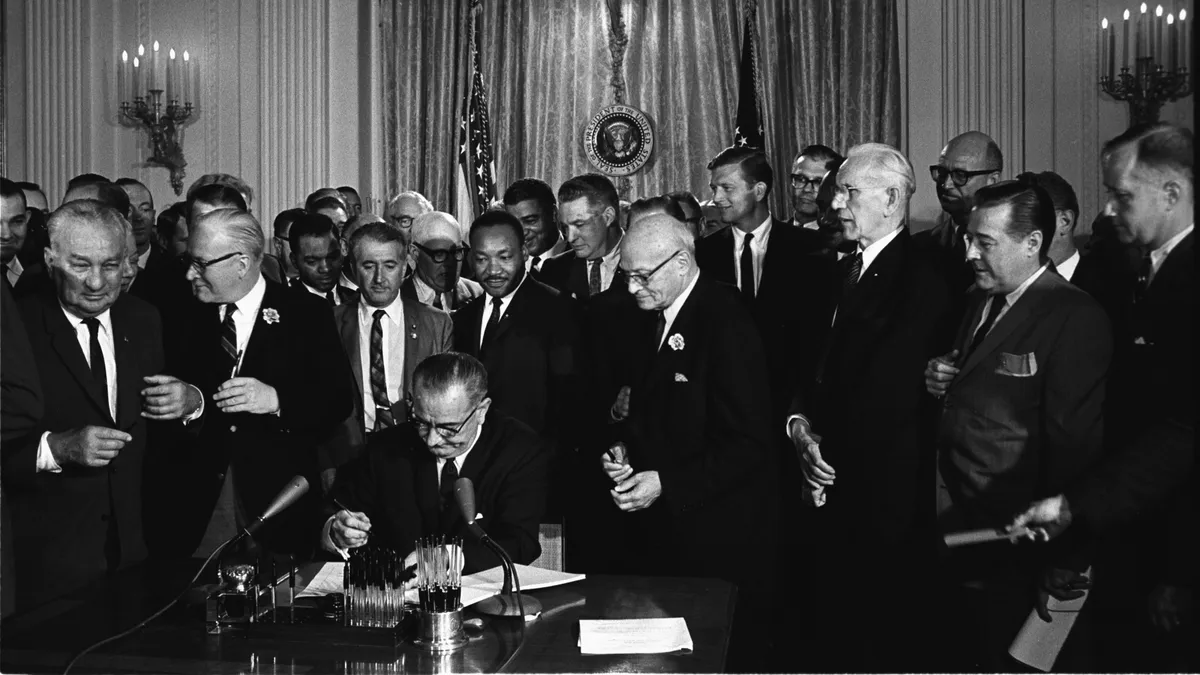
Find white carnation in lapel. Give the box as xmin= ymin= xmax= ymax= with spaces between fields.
xmin=261 ymin=308 xmax=281 ymax=324
xmin=668 ymin=333 xmax=685 ymax=351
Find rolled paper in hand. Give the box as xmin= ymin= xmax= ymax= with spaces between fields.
xmin=944 ymin=526 xmax=1030 ymax=548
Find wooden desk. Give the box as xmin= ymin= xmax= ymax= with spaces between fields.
xmin=1 ymin=560 xmax=735 ymax=673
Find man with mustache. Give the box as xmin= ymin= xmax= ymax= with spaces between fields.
xmin=286 ymin=212 xmax=355 ymax=308
xmin=789 ymin=144 xmax=843 ymax=230
xmin=324 ymin=222 xmax=451 ymax=488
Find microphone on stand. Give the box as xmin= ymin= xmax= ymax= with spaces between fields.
xmin=241 ymin=475 xmax=311 ymax=538
xmin=453 ymin=477 xmax=542 ymax=619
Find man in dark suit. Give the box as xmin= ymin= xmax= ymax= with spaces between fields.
xmin=1011 ymin=123 xmax=1195 ymax=672
xmin=788 ymin=144 xmax=843 ymax=230
xmin=3 ymin=201 xmax=201 ymax=610
xmin=148 ymin=207 xmax=354 ymax=560
xmin=324 ymin=353 xmax=548 ymax=574
xmin=925 ymin=179 xmax=1111 ymax=670
xmin=323 ymin=223 xmax=452 ymax=490
xmin=287 ymin=212 xmax=356 ymax=308
xmin=788 ymin=143 xmax=955 ymax=672
xmin=537 ymin=174 xmax=626 ymax=301
xmin=1 ymin=178 xmax=40 ymax=297
xmin=600 ymin=213 xmax=778 ymax=671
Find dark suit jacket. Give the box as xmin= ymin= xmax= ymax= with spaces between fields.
xmin=790 ymin=228 xmax=956 ymax=547
xmin=128 ymin=244 xmax=192 ymax=317
xmin=1066 ymin=232 xmax=1194 ymax=586
xmin=537 ymin=250 xmax=629 ymax=301
xmin=149 ymin=279 xmax=354 ymax=557
xmin=7 ymin=291 xmax=163 ymax=608
xmin=694 ymin=218 xmax=837 ymax=417
xmin=323 ymin=296 xmax=452 ymax=471
xmin=289 ymin=277 xmax=358 ymax=308
xmin=612 ymin=274 xmax=778 ymax=587
xmin=328 ymin=413 xmax=548 ymax=574
xmin=938 ymin=269 xmax=1111 ymax=534
xmin=913 ymin=213 xmax=974 ymax=322
xmin=9 ymin=261 xmax=51 ymax=299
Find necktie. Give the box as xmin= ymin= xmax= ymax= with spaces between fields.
xmin=740 ymin=232 xmax=756 ymax=301
xmin=481 ymin=296 xmax=503 ymax=351
xmin=841 ymin=250 xmax=863 ymax=296
xmin=588 ymin=260 xmax=602 ymax=296
xmin=439 ymin=459 xmax=459 ymax=529
xmin=220 ymin=304 xmax=238 ymax=374
xmin=967 ymin=296 xmax=1007 ymax=357
xmin=652 ymin=311 xmax=666 ymax=352
xmin=531 ymin=256 xmax=542 ymax=273
xmin=325 ymin=290 xmax=336 ymax=307
xmin=1135 ymin=253 xmax=1153 ymax=300
xmin=369 ymin=309 xmax=394 ymax=431
xmin=82 ymin=318 xmax=108 ymax=408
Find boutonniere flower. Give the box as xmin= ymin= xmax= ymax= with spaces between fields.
xmin=668 ymin=333 xmax=685 ymax=351
xmin=262 ymin=308 xmax=281 ymax=324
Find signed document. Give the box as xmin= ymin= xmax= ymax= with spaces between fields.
xmin=578 ymin=617 xmax=694 ymax=655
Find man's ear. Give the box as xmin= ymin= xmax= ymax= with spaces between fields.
xmin=755 ymin=182 xmax=768 ymax=202
xmin=1162 ymin=180 xmax=1181 ymax=210
xmin=601 ymin=205 xmax=616 ymax=228
xmin=1027 ymin=230 xmax=1043 ymax=257
xmin=987 ymin=172 xmax=1001 ymax=186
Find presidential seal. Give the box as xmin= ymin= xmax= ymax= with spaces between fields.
xmin=583 ymin=104 xmax=654 ymax=176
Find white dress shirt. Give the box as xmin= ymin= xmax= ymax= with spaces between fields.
xmin=731 ymin=215 xmax=772 ymax=293
xmin=137 ymin=246 xmax=152 ymax=270
xmin=36 ymin=307 xmax=118 ymax=473
xmin=587 ymin=235 xmax=624 ymax=293
xmin=1056 ymin=251 xmax=1080 ymax=282
xmin=339 ymin=272 xmax=360 ymax=293
xmin=971 ymin=264 xmax=1049 ymax=344
xmin=792 ymin=217 xmax=819 ymax=231
xmin=300 ymin=280 xmax=342 ymax=306
xmin=223 ymin=274 xmax=268 ymax=376
xmin=358 ymin=294 xmax=406 ymax=431
xmin=658 ymin=272 xmax=701 ymax=350
xmin=1148 ymin=223 xmax=1193 ymax=285
xmin=478 ymin=274 xmax=526 ymax=349
xmin=6 ymin=257 xmax=24 ymax=287
xmin=412 ymin=273 xmax=454 ymax=311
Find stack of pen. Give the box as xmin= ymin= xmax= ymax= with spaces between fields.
xmin=415 ymin=535 xmax=463 ymax=613
xmin=343 ymin=544 xmax=411 ymax=628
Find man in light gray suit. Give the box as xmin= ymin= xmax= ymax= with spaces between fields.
xmin=320 ymin=222 xmax=452 ymax=490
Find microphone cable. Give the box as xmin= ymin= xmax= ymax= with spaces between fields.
xmin=61 ymin=532 xmax=242 ymax=675
xmin=491 ymin=535 xmax=527 ymax=674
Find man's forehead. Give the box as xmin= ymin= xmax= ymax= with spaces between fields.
xmin=969 ymin=203 xmax=1012 ymax=231
xmin=298 ymin=233 xmax=336 ymax=251
xmin=795 ymin=156 xmax=828 ymax=174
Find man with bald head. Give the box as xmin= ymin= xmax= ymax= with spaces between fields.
xmin=401 ymin=211 xmax=482 ymax=312
xmin=601 ymin=213 xmax=779 ymax=671
xmin=6 ymin=200 xmax=198 ymax=609
xmin=145 ymin=208 xmax=354 ymax=559
xmin=786 ymin=143 xmax=955 ymax=671
xmin=917 ymin=131 xmax=1004 ymax=303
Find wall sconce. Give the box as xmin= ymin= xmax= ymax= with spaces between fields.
xmin=1099 ymin=5 xmax=1192 ymax=127
xmin=118 ymin=41 xmax=199 ymax=195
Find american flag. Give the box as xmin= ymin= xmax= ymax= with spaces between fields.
xmin=733 ymin=3 xmax=764 ymax=149
xmin=455 ymin=3 xmax=498 ymax=226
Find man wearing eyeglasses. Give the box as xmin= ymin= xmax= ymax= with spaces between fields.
xmin=789 ymin=144 xmax=844 ymax=230
xmin=384 ymin=191 xmax=433 ymax=249
xmin=323 ymin=352 xmax=548 ymax=574
xmin=916 ymin=131 xmax=1004 ymax=307
xmin=146 ymin=207 xmax=354 ymax=560
xmin=401 ymin=212 xmax=482 ymax=313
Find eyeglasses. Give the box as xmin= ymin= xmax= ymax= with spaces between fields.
xmin=790 ymin=174 xmax=824 ymax=191
xmin=185 ymin=251 xmax=244 ymax=273
xmin=408 ymin=404 xmax=481 ymax=439
xmin=929 ymin=165 xmax=998 ymax=187
xmin=622 ymin=249 xmax=682 ymax=288
xmin=389 ymin=215 xmax=415 ymax=229
xmin=413 ymin=242 xmax=469 ymax=264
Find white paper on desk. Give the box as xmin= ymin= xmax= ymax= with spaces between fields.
xmin=296 ymin=562 xmax=344 ymax=598
xmin=464 ymin=564 xmax=585 ymax=592
xmin=1008 ymin=567 xmax=1092 ymax=672
xmin=578 ymin=617 xmax=693 ymax=655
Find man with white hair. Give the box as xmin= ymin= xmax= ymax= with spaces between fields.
xmin=384 ymin=191 xmax=434 ymax=247
xmin=6 ymin=200 xmax=198 ymax=610
xmin=401 ymin=211 xmax=482 ymax=312
xmin=601 ymin=213 xmax=779 ymax=671
xmin=145 ymin=208 xmax=354 ymax=559
xmin=785 ymin=143 xmax=956 ymax=671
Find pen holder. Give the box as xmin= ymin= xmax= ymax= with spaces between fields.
xmin=414 ymin=608 xmax=469 ymax=652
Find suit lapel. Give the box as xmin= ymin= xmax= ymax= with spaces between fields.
xmin=640 ymin=278 xmax=702 ymax=394
xmin=111 ymin=302 xmax=142 ymax=429
xmin=952 ymin=291 xmax=988 ymax=368
xmin=956 ymin=269 xmax=1058 ymax=380
xmin=570 ymin=258 xmax=588 ymax=298
xmin=44 ymin=299 xmax=112 ymax=421
xmin=400 ymin=298 xmax=425 ymax=410
xmin=338 ymin=303 xmax=364 ymax=400
xmin=461 ymin=297 xmax=486 ymax=356
xmin=238 ymin=286 xmax=278 ymax=377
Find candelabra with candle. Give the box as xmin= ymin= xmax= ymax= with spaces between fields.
xmin=1099 ymin=5 xmax=1192 ymax=127
xmin=118 ymin=41 xmax=199 ymax=195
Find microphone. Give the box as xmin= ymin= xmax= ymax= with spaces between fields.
xmin=453 ymin=477 xmax=542 ymax=619
xmin=242 ymin=475 xmax=311 ymax=538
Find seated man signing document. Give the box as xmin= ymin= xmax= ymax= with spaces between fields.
xmin=320 ymin=352 xmax=548 ymax=573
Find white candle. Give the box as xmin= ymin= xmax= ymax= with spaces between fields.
xmin=1181 ymin=10 xmax=1189 ymax=71
xmin=1155 ymin=5 xmax=1164 ymax=66
xmin=133 ymin=56 xmax=141 ymax=100
xmin=1124 ymin=10 xmax=1131 ymax=70
xmin=119 ymin=50 xmax=129 ymax=104
xmin=167 ymin=48 xmax=176 ymax=101
xmin=1167 ymin=14 xmax=1176 ymax=71
xmin=150 ymin=41 xmax=160 ymax=92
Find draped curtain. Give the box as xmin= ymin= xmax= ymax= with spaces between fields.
xmin=382 ymin=0 xmax=900 ymax=219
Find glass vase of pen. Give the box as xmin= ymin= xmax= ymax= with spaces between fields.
xmin=411 ymin=536 xmax=467 ymax=652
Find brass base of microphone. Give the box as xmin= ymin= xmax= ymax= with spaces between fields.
xmin=474 ymin=593 xmax=542 ymax=620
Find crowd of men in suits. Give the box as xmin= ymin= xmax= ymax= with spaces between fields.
xmin=0 ymin=120 xmax=1193 ymax=673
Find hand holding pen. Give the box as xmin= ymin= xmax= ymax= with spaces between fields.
xmin=602 ymin=442 xmax=633 ymax=484
xmin=331 ymin=498 xmax=372 ymax=549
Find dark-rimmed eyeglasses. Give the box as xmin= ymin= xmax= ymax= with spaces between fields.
xmin=929 ymin=165 xmax=998 ymax=187
xmin=622 ymin=249 xmax=682 ymax=288
xmin=408 ymin=404 xmax=481 ymax=439
xmin=185 ymin=251 xmax=244 ymax=273
xmin=413 ymin=242 xmax=469 ymax=264
xmin=389 ymin=215 xmax=415 ymax=229
xmin=790 ymin=174 xmax=823 ymax=191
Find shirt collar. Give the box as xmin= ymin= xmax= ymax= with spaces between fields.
xmin=494 ymin=271 xmax=527 ymax=305
xmin=1002 ymin=263 xmax=1050 ymax=306
xmin=301 ymin=281 xmax=326 ymax=298
xmin=436 ymin=423 xmax=484 ymax=474
xmin=1150 ymin=223 xmax=1193 ymax=273
xmin=599 ymin=234 xmax=624 ymax=264
xmin=7 ymin=257 xmax=24 ymax=277
xmin=411 ymin=272 xmax=445 ymax=305
xmin=859 ymin=226 xmax=903 ymax=273
xmin=1055 ymin=250 xmax=1081 ymax=281
xmin=339 ymin=272 xmax=359 ymax=292
xmin=230 ymin=273 xmax=268 ymax=318
xmin=359 ymin=288 xmax=406 ymax=325
xmin=732 ymin=214 xmax=773 ymax=248
xmin=663 ymin=271 xmax=701 ymax=328
xmin=60 ymin=304 xmax=113 ymax=335
xmin=137 ymin=246 xmax=152 ymax=269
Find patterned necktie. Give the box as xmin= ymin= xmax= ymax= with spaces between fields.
xmin=439 ymin=459 xmax=459 ymax=529
xmin=967 ymin=296 xmax=1007 ymax=357
xmin=481 ymin=296 xmax=503 ymax=351
xmin=588 ymin=259 xmax=602 ymax=296
xmin=220 ymin=304 xmax=238 ymax=374
xmin=369 ymin=309 xmax=394 ymax=431
xmin=82 ymin=318 xmax=108 ymax=403
xmin=842 ymin=250 xmax=863 ymax=296
xmin=740 ymin=232 xmax=756 ymax=301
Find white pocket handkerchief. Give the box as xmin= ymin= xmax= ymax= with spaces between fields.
xmin=674 ymin=373 xmax=688 ymax=383
xmin=997 ymin=351 xmax=1038 ymax=377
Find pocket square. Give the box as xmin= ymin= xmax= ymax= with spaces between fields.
xmin=674 ymin=373 xmax=689 ymax=383
xmin=996 ymin=351 xmax=1037 ymax=377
